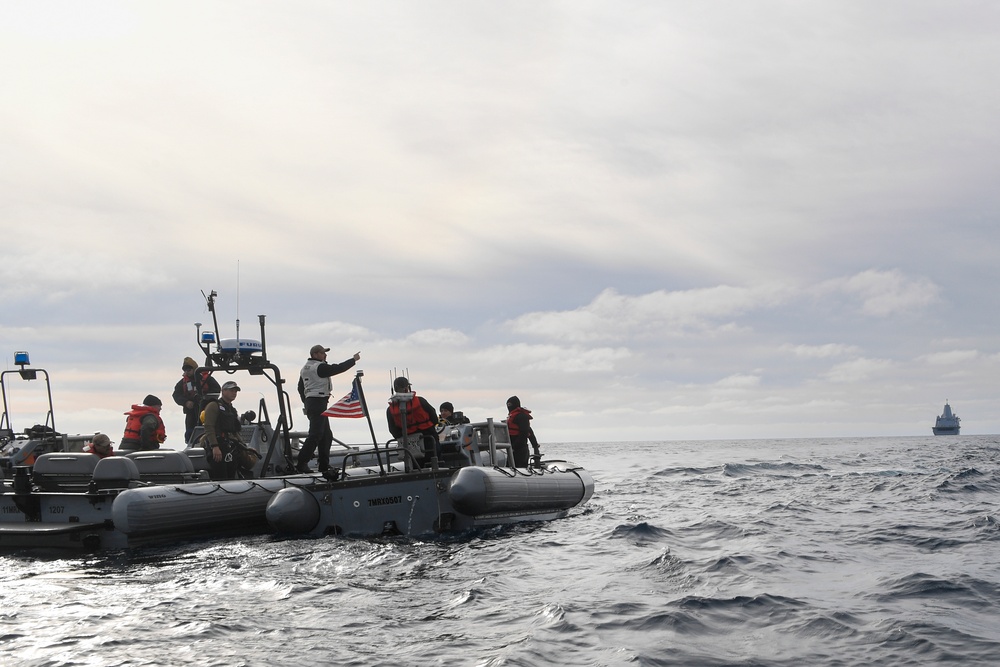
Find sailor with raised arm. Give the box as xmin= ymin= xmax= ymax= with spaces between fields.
xmin=297 ymin=345 xmax=360 ymax=473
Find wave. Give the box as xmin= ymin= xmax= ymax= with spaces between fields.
xmin=869 ymin=572 xmax=1000 ymax=609
xmin=590 ymin=601 xmax=709 ymax=636
xmin=672 ymin=592 xmax=807 ymax=630
xmin=786 ymin=610 xmax=864 ymax=641
xmin=722 ymin=461 xmax=827 ymax=478
xmin=654 ymin=466 xmax=722 ymax=477
xmin=702 ymin=553 xmax=754 ymax=573
xmin=640 ymin=549 xmax=688 ymax=574
xmin=674 ymin=518 xmax=750 ymax=542
xmin=610 ymin=521 xmax=674 ymax=542
xmin=866 ymin=524 xmax=967 ymax=551
xmin=935 ymin=467 xmax=1000 ymax=494
xmin=866 ymin=618 xmax=1000 ymax=665
xmin=967 ymin=513 xmax=1000 ymax=537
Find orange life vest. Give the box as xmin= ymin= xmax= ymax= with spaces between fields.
xmin=122 ymin=405 xmax=166 ymax=444
xmin=388 ymin=394 xmax=435 ymax=434
xmin=507 ymin=407 xmax=532 ymax=437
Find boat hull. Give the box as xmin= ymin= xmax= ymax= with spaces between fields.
xmin=266 ymin=460 xmax=595 ymax=538
xmin=2 ymin=430 xmax=595 ymax=550
xmin=0 ymin=470 xmax=316 ymax=551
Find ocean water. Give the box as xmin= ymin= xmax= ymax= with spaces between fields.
xmin=2 ymin=436 xmax=1000 ymax=666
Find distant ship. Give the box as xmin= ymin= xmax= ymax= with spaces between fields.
xmin=932 ymin=401 xmax=960 ymax=435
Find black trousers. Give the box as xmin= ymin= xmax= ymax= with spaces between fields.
xmin=511 ymin=436 xmax=530 ymax=467
xmin=299 ymin=396 xmax=333 ymax=470
xmin=206 ymin=440 xmax=238 ymax=480
xmin=183 ymin=408 xmax=199 ymax=445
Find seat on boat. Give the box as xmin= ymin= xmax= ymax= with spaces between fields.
xmin=438 ymin=440 xmax=472 ymax=468
xmin=183 ymin=448 xmax=210 ymax=476
xmin=91 ymin=456 xmax=141 ymax=490
xmin=32 ymin=452 xmax=99 ymax=492
xmin=126 ymin=450 xmax=202 ymax=484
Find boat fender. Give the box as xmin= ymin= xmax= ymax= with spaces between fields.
xmin=266 ymin=487 xmax=321 ymax=534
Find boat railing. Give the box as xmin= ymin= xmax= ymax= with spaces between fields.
xmin=334 ymin=446 xmax=422 ymax=479
xmin=446 ymin=419 xmax=513 ymax=468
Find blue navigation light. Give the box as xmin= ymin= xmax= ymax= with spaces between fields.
xmin=201 ymin=332 xmax=217 ymax=344
xmin=14 ymin=351 xmax=29 ymax=366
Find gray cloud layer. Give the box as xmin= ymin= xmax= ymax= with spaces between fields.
xmin=2 ymin=2 xmax=998 ymax=441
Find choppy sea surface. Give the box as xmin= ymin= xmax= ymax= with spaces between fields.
xmin=2 ymin=436 xmax=1000 ymax=666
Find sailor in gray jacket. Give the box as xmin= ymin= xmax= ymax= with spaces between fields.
xmin=296 ymin=344 xmax=361 ymax=473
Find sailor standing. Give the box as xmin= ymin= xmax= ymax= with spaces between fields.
xmin=203 ymin=380 xmax=243 ymax=480
xmin=505 ymin=395 xmax=541 ymax=467
xmin=297 ymin=345 xmax=360 ymax=473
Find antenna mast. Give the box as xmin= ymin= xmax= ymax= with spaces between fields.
xmin=235 ymin=260 xmax=241 ymax=344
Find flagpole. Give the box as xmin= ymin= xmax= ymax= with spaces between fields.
xmin=353 ymin=370 xmax=386 ymax=476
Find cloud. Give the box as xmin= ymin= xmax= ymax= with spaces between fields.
xmin=920 ymin=350 xmax=979 ymax=366
xmin=507 ymin=284 xmax=792 ymax=343
xmin=405 ymin=329 xmax=470 ymax=347
xmin=294 ymin=322 xmax=375 ymax=343
xmin=505 ymin=268 xmax=940 ymax=349
xmin=823 ymin=357 xmax=894 ymax=383
xmin=784 ymin=343 xmax=860 ymax=359
xmin=713 ymin=373 xmax=762 ymax=390
xmin=818 ymin=269 xmax=941 ymax=317
xmin=475 ymin=343 xmax=630 ymax=373
xmin=2 ymin=4 xmax=999 ymax=441
xmin=0 ymin=240 xmax=176 ymax=302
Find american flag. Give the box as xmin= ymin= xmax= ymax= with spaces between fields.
xmin=322 ymin=378 xmax=366 ymax=418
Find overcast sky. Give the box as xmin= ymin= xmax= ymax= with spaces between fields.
xmin=2 ymin=1 xmax=999 ymax=445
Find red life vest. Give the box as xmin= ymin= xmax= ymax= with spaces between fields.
xmin=507 ymin=407 xmax=532 ymax=437
xmin=388 ymin=394 xmax=435 ymax=434
xmin=122 ymin=405 xmax=166 ymax=444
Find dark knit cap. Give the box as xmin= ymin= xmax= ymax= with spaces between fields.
xmin=143 ymin=394 xmax=162 ymax=407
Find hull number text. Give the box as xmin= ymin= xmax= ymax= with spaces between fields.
xmin=367 ymin=495 xmax=402 ymax=507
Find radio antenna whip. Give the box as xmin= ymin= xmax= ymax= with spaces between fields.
xmin=235 ymin=260 xmax=241 ymax=343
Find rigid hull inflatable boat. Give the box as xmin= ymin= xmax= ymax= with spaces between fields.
xmin=0 ymin=353 xmax=95 ymax=476
xmin=0 ymin=422 xmax=593 ymax=550
xmin=0 ymin=448 xmax=315 ymax=551
xmin=0 ymin=290 xmax=594 ymax=551
xmin=0 ymin=291 xmax=313 ymax=551
xmin=266 ymin=419 xmax=594 ymax=538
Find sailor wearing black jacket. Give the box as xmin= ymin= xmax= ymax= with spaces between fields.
xmin=505 ymin=395 xmax=541 ymax=467
xmin=297 ymin=345 xmax=361 ymax=473
xmin=203 ymin=381 xmax=243 ymax=480
xmin=439 ymin=402 xmax=470 ymax=425
xmin=172 ymin=356 xmax=221 ymax=444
